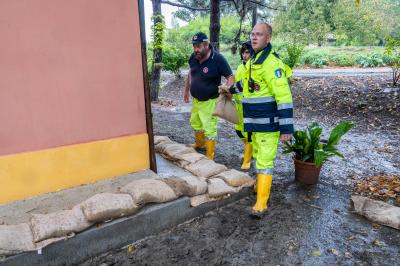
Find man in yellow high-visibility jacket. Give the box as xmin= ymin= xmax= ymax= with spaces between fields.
xmin=221 ymin=23 xmax=294 ymax=217
xmin=234 ymin=41 xmax=254 ymax=170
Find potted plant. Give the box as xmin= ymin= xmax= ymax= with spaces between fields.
xmin=283 ymin=121 xmax=353 ymax=184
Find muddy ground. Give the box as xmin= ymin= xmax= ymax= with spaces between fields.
xmin=84 ymin=73 xmax=400 ymax=265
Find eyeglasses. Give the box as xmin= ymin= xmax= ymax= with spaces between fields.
xmin=250 ymin=32 xmax=264 ymax=38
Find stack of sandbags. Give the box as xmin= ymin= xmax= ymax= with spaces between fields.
xmin=30 ymin=205 xmax=92 ymax=243
xmin=154 ymin=135 xmax=174 ymax=146
xmin=161 ymin=175 xmax=208 ymax=197
xmin=352 ymin=196 xmax=400 ymax=230
xmin=81 ymin=193 xmax=139 ymax=223
xmin=0 ymin=223 xmax=36 ymax=255
xmin=184 ymin=158 xmax=227 ymax=178
xmin=212 ymin=169 xmax=255 ymax=187
xmin=120 ymin=178 xmax=178 ymax=205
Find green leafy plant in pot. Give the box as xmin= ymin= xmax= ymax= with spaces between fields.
xmin=283 ymin=121 xmax=353 ymax=184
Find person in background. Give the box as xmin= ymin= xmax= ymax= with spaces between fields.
xmin=234 ymin=41 xmax=254 ymax=170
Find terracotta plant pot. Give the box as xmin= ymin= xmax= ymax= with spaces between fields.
xmin=293 ymin=157 xmax=322 ymax=185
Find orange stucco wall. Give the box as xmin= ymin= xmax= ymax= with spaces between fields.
xmin=0 ymin=0 xmax=146 ymax=156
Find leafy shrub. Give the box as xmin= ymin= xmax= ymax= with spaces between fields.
xmin=162 ymin=45 xmax=190 ymax=76
xmin=329 ymin=54 xmax=356 ymax=66
xmin=385 ymin=34 xmax=400 ymax=86
xmin=355 ymin=53 xmax=385 ymax=67
xmin=284 ymin=42 xmax=304 ymax=68
xmin=301 ymin=51 xmax=329 ymax=67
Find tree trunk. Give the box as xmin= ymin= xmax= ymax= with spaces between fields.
xmin=151 ymin=0 xmax=162 ymax=102
xmin=209 ymin=0 xmax=220 ymax=51
xmin=252 ymin=3 xmax=257 ymax=27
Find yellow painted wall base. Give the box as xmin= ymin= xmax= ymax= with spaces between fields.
xmin=0 ymin=134 xmax=150 ymax=204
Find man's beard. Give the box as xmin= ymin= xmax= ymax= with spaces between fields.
xmin=195 ymin=51 xmax=205 ymax=60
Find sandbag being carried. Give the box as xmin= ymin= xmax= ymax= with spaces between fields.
xmin=81 ymin=193 xmax=139 ymax=223
xmin=162 ymin=175 xmax=208 ymax=197
xmin=213 ymin=169 xmax=255 ymax=187
xmin=352 ymin=196 xmax=400 ymax=230
xmin=185 ymin=158 xmax=227 ymax=178
xmin=30 ymin=204 xmax=92 ymax=243
xmin=207 ymin=178 xmax=237 ymax=198
xmin=0 ymin=223 xmax=36 ymax=255
xmin=212 ymin=94 xmax=239 ymax=124
xmin=120 ymin=178 xmax=178 ymax=205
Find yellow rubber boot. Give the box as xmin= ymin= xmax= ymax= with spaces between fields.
xmin=206 ymin=139 xmax=216 ymax=160
xmin=191 ymin=131 xmax=205 ymax=149
xmin=241 ymin=142 xmax=253 ymax=170
xmin=251 ymin=174 xmax=272 ymax=217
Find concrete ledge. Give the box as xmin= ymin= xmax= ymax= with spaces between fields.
xmin=1 ymin=188 xmax=251 ymax=266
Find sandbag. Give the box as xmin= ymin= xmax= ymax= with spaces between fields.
xmin=352 ymin=196 xmax=400 ymax=230
xmin=81 ymin=193 xmax=139 ymax=223
xmin=185 ymin=158 xmax=227 ymax=178
xmin=30 ymin=204 xmax=92 ymax=242
xmin=154 ymin=135 xmax=173 ymax=145
xmin=213 ymin=169 xmax=255 ymax=187
xmin=162 ymin=143 xmax=196 ymax=160
xmin=163 ymin=175 xmax=208 ymax=197
xmin=174 ymin=152 xmax=206 ymax=168
xmin=155 ymin=140 xmax=176 ymax=153
xmin=207 ymin=178 xmax=237 ymax=198
xmin=190 ymin=194 xmax=216 ymax=207
xmin=161 ymin=177 xmax=192 ymax=197
xmin=212 ymin=94 xmax=239 ymax=124
xmin=0 ymin=223 xmax=36 ymax=255
xmin=120 ymin=178 xmax=177 ymax=205
xmin=179 ymin=175 xmax=208 ymax=196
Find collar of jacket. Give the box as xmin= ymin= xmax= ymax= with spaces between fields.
xmin=252 ymin=43 xmax=272 ymax=65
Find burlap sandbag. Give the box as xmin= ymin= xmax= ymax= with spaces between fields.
xmin=190 ymin=194 xmax=217 ymax=207
xmin=213 ymin=169 xmax=255 ymax=187
xmin=162 ymin=175 xmax=208 ymax=197
xmin=174 ymin=152 xmax=207 ymax=168
xmin=212 ymin=94 xmax=239 ymax=124
xmin=207 ymin=178 xmax=237 ymax=198
xmin=30 ymin=204 xmax=92 ymax=242
xmin=155 ymin=140 xmax=176 ymax=153
xmin=120 ymin=178 xmax=177 ymax=205
xmin=180 ymin=175 xmax=208 ymax=196
xmin=161 ymin=177 xmax=192 ymax=197
xmin=185 ymin=158 xmax=227 ymax=178
xmin=352 ymin=196 xmax=400 ymax=230
xmin=154 ymin=135 xmax=173 ymax=145
xmin=162 ymin=143 xmax=196 ymax=161
xmin=0 ymin=223 xmax=36 ymax=255
xmin=81 ymin=193 xmax=139 ymax=223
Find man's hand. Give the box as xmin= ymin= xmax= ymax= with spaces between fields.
xmin=280 ymin=134 xmax=292 ymax=143
xmin=184 ymin=90 xmax=190 ymax=103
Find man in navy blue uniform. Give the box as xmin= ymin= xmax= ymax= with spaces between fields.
xmin=184 ymin=32 xmax=234 ymax=160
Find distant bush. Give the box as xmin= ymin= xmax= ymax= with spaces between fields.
xmin=355 ymin=53 xmax=385 ymax=67
xmin=284 ymin=42 xmax=304 ymax=68
xmin=162 ymin=45 xmax=190 ymax=76
xmin=300 ymin=51 xmax=329 ymax=67
xmin=329 ymin=54 xmax=356 ymax=66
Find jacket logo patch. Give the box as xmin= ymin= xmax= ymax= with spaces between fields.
xmin=203 ymin=67 xmax=208 ymax=73
xmin=274 ymin=68 xmax=283 ymax=78
xmin=254 ymin=83 xmax=260 ymax=91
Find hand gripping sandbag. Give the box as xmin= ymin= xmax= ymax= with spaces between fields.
xmin=212 ymin=94 xmax=239 ymax=124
